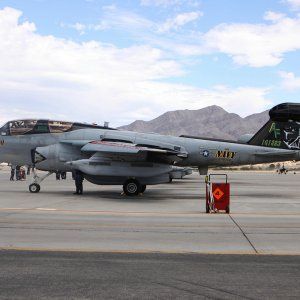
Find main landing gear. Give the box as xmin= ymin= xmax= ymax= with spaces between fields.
xmin=29 ymin=170 xmax=53 ymax=193
xmin=123 ymin=179 xmax=146 ymax=196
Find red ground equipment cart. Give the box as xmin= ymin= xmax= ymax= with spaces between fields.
xmin=205 ymin=174 xmax=230 ymax=214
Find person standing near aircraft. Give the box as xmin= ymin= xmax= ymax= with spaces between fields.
xmin=55 ymin=171 xmax=61 ymax=180
xmin=74 ymin=170 xmax=84 ymax=195
xmin=15 ymin=166 xmax=20 ymax=181
xmin=10 ymin=166 xmax=15 ymax=181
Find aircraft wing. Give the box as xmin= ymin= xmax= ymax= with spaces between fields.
xmin=80 ymin=140 xmax=188 ymax=162
xmin=81 ymin=141 xmax=177 ymax=154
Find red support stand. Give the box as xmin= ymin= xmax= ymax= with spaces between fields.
xmin=205 ymin=174 xmax=230 ymax=214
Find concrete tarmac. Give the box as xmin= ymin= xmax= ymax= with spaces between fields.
xmin=0 ymin=170 xmax=299 ymax=254
xmin=1 ymin=250 xmax=300 ymax=299
xmin=1 ymin=170 xmax=300 ymax=299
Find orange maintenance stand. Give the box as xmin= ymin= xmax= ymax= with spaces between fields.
xmin=205 ymin=174 xmax=230 ymax=214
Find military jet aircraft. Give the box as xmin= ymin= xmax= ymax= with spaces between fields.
xmin=0 ymin=102 xmax=299 ymax=196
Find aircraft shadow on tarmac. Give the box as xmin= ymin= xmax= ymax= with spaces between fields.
xmin=70 ymin=189 xmax=200 ymax=202
xmin=3 ymin=178 xmax=200 ymax=201
xmin=3 ymin=180 xmax=296 ymax=202
xmin=18 ymin=187 xmax=201 ymax=202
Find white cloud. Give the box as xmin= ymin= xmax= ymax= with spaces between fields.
xmin=157 ymin=11 xmax=203 ymax=33
xmin=61 ymin=21 xmax=108 ymax=35
xmin=62 ymin=6 xmax=151 ymax=35
xmin=140 ymin=0 xmax=199 ymax=7
xmin=284 ymin=0 xmax=300 ymax=11
xmin=57 ymin=3 xmax=300 ymax=74
xmin=201 ymin=12 xmax=300 ymax=67
xmin=0 ymin=7 xmax=271 ymax=127
xmin=141 ymin=0 xmax=179 ymax=6
xmin=98 ymin=8 xmax=300 ymax=69
xmin=264 ymin=11 xmax=286 ymax=22
xmin=279 ymin=71 xmax=300 ymax=90
xmin=68 ymin=22 xmax=86 ymax=35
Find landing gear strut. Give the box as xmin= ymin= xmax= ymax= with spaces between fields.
xmin=140 ymin=185 xmax=146 ymax=193
xmin=29 ymin=170 xmax=53 ymax=193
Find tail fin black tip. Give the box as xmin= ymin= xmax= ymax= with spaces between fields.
xmin=269 ymin=102 xmax=300 ymax=122
xmin=248 ymin=102 xmax=300 ymax=150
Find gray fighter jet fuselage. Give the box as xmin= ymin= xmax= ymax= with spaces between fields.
xmin=0 ymin=103 xmax=299 ymax=195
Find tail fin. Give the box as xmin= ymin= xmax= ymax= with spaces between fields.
xmin=248 ymin=103 xmax=300 ymax=150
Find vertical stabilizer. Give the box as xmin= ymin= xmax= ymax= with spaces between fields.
xmin=248 ymin=103 xmax=300 ymax=150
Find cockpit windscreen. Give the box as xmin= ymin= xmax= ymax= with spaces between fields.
xmin=0 ymin=119 xmax=114 ymax=136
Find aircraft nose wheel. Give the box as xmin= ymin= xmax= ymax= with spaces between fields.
xmin=123 ymin=179 xmax=141 ymax=196
xmin=29 ymin=183 xmax=41 ymax=193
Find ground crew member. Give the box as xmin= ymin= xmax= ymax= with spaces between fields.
xmin=20 ymin=167 xmax=26 ymax=180
xmin=56 ymin=171 xmax=61 ymax=180
xmin=16 ymin=166 xmax=20 ymax=181
xmin=10 ymin=166 xmax=15 ymax=181
xmin=74 ymin=170 xmax=84 ymax=195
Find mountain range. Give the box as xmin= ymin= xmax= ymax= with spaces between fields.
xmin=119 ymin=105 xmax=269 ymax=140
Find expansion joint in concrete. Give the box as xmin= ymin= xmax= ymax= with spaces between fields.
xmin=229 ymin=215 xmax=258 ymax=254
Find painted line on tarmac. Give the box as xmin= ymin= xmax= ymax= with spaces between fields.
xmin=0 ymin=208 xmax=31 ymax=210
xmin=0 ymin=246 xmax=259 ymax=255
xmin=0 ymin=208 xmax=204 ymax=216
xmin=0 ymin=208 xmax=299 ymax=216
xmin=1 ymin=246 xmax=299 ymax=256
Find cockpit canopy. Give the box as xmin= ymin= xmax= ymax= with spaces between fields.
xmin=0 ymin=119 xmax=115 ymax=136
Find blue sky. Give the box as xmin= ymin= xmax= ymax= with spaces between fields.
xmin=0 ymin=0 xmax=300 ymax=126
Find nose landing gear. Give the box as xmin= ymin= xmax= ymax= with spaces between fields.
xmin=29 ymin=170 xmax=53 ymax=193
xmin=29 ymin=183 xmax=41 ymax=193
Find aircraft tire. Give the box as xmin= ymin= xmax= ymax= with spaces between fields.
xmin=29 ymin=183 xmax=41 ymax=193
xmin=123 ymin=179 xmax=140 ymax=196
xmin=140 ymin=185 xmax=146 ymax=193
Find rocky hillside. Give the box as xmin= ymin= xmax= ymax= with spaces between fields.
xmin=119 ymin=105 xmax=269 ymax=140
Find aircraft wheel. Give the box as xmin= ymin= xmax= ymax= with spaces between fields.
xmin=29 ymin=183 xmax=41 ymax=193
xmin=140 ymin=185 xmax=146 ymax=193
xmin=123 ymin=179 xmax=140 ymax=196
